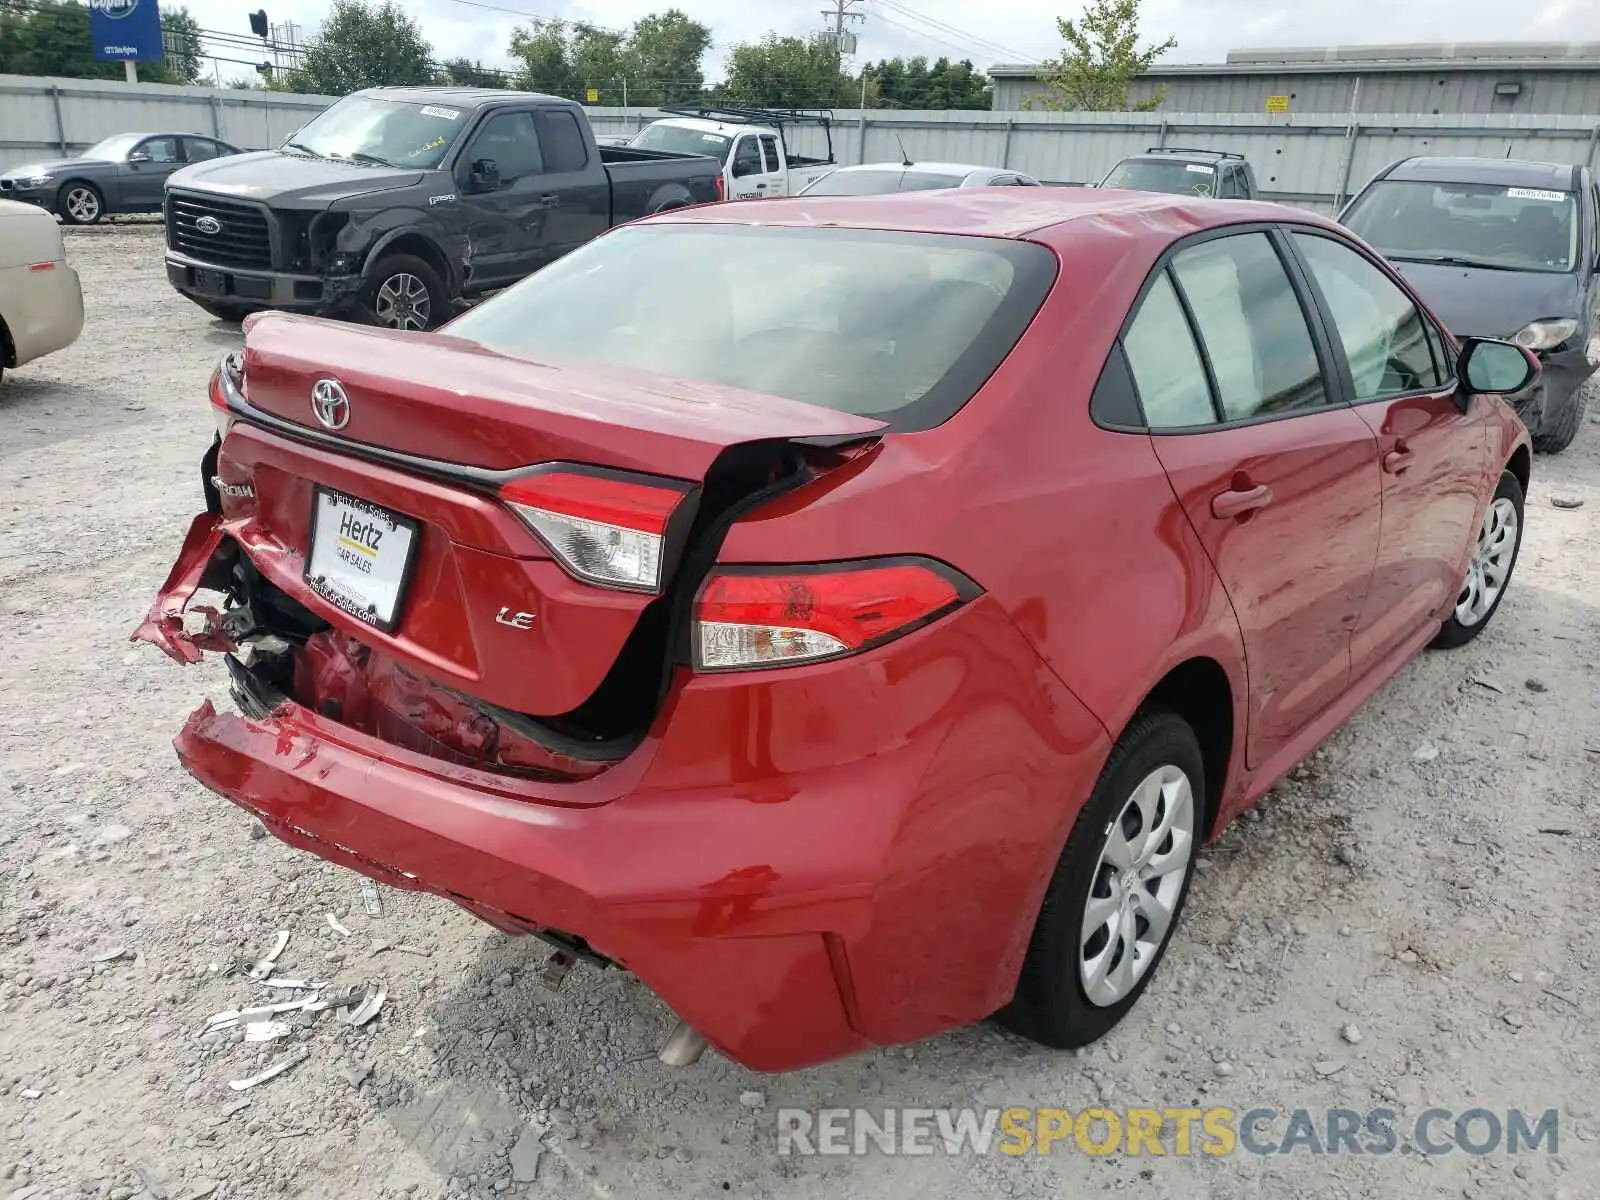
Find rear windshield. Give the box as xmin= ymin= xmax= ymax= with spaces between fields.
xmin=629 ymin=124 xmax=733 ymax=164
xmin=1342 ymin=179 xmax=1578 ymax=273
xmin=803 ymin=169 xmax=908 ymax=196
xmin=444 ymin=223 xmax=1058 ymax=431
xmin=1101 ymin=159 xmax=1217 ymax=196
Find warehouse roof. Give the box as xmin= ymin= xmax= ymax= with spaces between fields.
xmin=989 ymin=42 xmax=1600 ymax=79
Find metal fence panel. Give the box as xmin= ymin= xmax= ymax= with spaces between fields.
xmin=3 ymin=75 xmax=1598 ymax=214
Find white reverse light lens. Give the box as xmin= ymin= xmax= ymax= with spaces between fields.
xmin=512 ymin=506 xmax=663 ymax=592
xmin=696 ymin=622 xmax=849 ymax=670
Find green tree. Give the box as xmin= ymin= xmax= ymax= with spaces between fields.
xmin=0 ymin=0 xmax=205 ymax=85
xmin=439 ymin=56 xmax=508 ymax=88
xmin=718 ymin=35 xmax=854 ymax=109
xmin=861 ymin=55 xmax=990 ymax=109
xmin=279 ymin=0 xmax=435 ymax=95
xmin=1033 ymin=0 xmax=1175 ymax=112
xmin=622 ymin=8 xmax=711 ymax=106
xmin=507 ymin=10 xmax=712 ymax=106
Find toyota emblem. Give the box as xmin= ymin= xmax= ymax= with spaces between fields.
xmin=195 ymin=215 xmax=223 ymax=235
xmin=310 ymin=378 xmax=350 ymax=431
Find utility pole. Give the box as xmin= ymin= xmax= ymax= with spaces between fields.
xmin=820 ymin=0 xmax=864 ymax=56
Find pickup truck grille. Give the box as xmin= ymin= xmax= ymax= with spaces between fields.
xmin=168 ymin=193 xmax=273 ymax=270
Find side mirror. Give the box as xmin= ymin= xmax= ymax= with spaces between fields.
xmin=1458 ymin=336 xmax=1540 ymax=396
xmin=467 ymin=158 xmax=500 ymax=192
xmin=127 ymin=150 xmax=152 ymax=164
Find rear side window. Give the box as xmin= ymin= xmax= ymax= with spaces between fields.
xmin=1293 ymin=233 xmax=1443 ymax=398
xmin=539 ymin=109 xmax=589 ymax=173
xmin=759 ymin=135 xmax=781 ymax=173
xmin=900 ymin=172 xmax=965 ymax=192
xmin=444 ymin=224 xmax=1059 ymax=432
xmin=1122 ymin=272 xmax=1215 ymax=428
xmin=1171 ymin=233 xmax=1328 ymax=421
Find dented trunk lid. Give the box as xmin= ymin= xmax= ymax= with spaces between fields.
xmin=221 ymin=314 xmax=886 ymax=722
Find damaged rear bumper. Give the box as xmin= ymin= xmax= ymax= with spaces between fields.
xmin=173 ymin=694 xmax=875 ymax=1071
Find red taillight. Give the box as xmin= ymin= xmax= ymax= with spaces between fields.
xmin=714 ymin=176 xmax=725 ymax=202
xmin=694 ymin=559 xmax=975 ymax=670
xmin=26 ymin=261 xmax=56 ymax=272
xmin=500 ymin=468 xmax=690 ymax=593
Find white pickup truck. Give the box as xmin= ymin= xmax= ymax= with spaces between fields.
xmin=625 ymin=104 xmax=838 ymax=200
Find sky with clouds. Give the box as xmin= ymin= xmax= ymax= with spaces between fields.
xmin=175 ymin=0 xmax=1600 ymax=82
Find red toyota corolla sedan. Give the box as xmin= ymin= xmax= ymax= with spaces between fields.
xmin=136 ymin=189 xmax=1537 ymax=1072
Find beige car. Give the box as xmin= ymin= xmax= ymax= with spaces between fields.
xmin=0 ymin=198 xmax=84 ymax=385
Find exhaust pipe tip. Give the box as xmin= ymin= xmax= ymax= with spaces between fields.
xmin=658 ymin=1019 xmax=708 ymax=1067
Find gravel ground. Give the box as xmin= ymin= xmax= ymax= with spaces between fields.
xmin=1 ymin=225 xmax=1597 ymax=1200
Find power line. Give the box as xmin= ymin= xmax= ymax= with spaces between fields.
xmin=871 ymin=0 xmax=1037 ymax=62
xmin=868 ymin=10 xmax=995 ymax=63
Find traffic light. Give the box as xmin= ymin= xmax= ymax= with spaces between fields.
xmin=249 ymin=10 xmax=269 ymax=39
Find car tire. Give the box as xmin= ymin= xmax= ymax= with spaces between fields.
xmin=361 ymin=254 xmax=446 ymax=332
xmin=58 ymin=182 xmax=105 ymax=226
xmin=998 ymin=708 xmax=1204 ymax=1049
xmin=1531 ymin=382 xmax=1589 ymax=455
xmin=1431 ymin=469 xmax=1525 ymax=649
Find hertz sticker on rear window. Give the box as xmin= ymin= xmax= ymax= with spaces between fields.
xmin=1506 ymin=187 xmax=1565 ymax=202
xmin=419 ymin=106 xmax=460 ymax=120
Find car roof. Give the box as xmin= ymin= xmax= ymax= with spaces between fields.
xmin=360 ymin=86 xmax=564 ymax=108
xmin=651 ymin=188 xmax=1333 ymax=245
xmin=1386 ymin=155 xmax=1579 ymax=190
xmin=830 ymin=162 xmax=999 ymax=176
xmin=648 ymin=117 xmax=747 ymax=137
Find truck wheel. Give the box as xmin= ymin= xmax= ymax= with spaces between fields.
xmin=1531 ymin=381 xmax=1590 ymax=454
xmin=58 ymin=182 xmax=104 ymax=225
xmin=362 ymin=254 xmax=446 ymax=332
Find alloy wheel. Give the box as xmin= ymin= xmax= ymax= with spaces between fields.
xmin=1455 ymin=497 xmax=1518 ymax=628
xmin=373 ymin=272 xmax=431 ymax=331
xmin=1080 ymin=764 xmax=1196 ymax=1008
xmin=65 ymin=186 xmax=100 ymax=223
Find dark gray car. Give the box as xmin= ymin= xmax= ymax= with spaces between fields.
xmin=1098 ymin=148 xmax=1260 ymax=199
xmin=0 ymin=133 xmax=242 ymax=225
xmin=1340 ymin=156 xmax=1598 ymax=453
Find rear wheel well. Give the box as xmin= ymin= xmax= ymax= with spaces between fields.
xmin=1142 ymin=658 xmax=1233 ymax=838
xmin=1506 ymin=444 xmax=1531 ymax=496
xmin=368 ymin=235 xmax=455 ymax=297
xmin=0 ymin=313 xmax=14 ymax=367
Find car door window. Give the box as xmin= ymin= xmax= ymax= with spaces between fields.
xmin=1171 ymin=232 xmax=1329 ymax=421
xmin=731 ymin=137 xmax=763 ymax=178
xmin=1293 ymin=232 xmax=1443 ymax=400
xmin=465 ymin=112 xmax=544 ymax=185
xmin=1123 ymin=271 xmax=1217 ymax=429
xmin=182 ymin=137 xmax=221 ymax=163
xmin=538 ymin=108 xmax=588 ymax=173
xmin=759 ymin=135 xmax=781 ymax=173
xmin=138 ymin=137 xmax=180 ymax=164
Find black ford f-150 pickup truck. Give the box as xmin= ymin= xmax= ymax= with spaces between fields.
xmin=163 ymin=86 xmax=723 ymax=330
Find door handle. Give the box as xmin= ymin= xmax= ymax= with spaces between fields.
xmin=538 ymin=193 xmax=560 ymax=208
xmin=1211 ymin=483 xmax=1273 ymax=520
xmin=1382 ymin=442 xmax=1415 ymax=474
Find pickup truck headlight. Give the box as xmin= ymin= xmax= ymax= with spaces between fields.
xmin=1512 ymin=318 xmax=1578 ymax=352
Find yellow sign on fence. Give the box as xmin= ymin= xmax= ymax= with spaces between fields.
xmin=1266 ymin=95 xmax=1290 ymax=113
xmin=586 ymin=87 xmax=600 ymax=103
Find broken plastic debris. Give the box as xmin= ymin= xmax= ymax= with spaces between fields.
xmin=91 ymin=947 xmax=130 ymax=963
xmin=346 ymin=983 xmax=388 ymax=1027
xmin=228 ymin=1047 xmax=310 ymax=1091
xmin=326 ymin=913 xmax=352 ymax=937
xmin=243 ymin=1020 xmax=292 ymax=1042
xmin=263 ymin=977 xmax=323 ymax=990
xmin=359 ymin=878 xmax=382 ymax=917
xmin=238 ymin=996 xmax=318 ymax=1021
xmin=206 ymin=1009 xmax=242 ymax=1030
xmin=247 ymin=930 xmax=290 ymax=981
